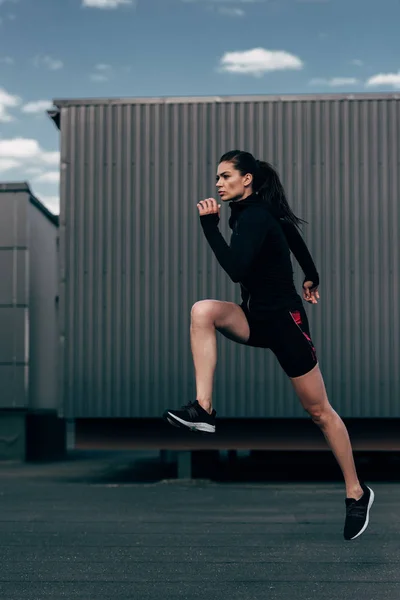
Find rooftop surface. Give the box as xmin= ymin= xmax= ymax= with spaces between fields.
xmin=0 ymin=452 xmax=398 ymax=600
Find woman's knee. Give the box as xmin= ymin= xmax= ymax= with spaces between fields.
xmin=306 ymin=404 xmax=334 ymax=427
xmin=291 ymin=366 xmax=333 ymax=426
xmin=191 ymin=300 xmax=218 ymax=325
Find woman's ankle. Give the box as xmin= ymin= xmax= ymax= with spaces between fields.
xmin=197 ymin=399 xmax=212 ymax=414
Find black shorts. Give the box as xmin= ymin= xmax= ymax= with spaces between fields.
xmin=239 ymin=304 xmax=318 ymax=378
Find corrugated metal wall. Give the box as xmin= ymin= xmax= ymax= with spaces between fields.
xmin=28 ymin=201 xmax=59 ymax=410
xmin=0 ymin=186 xmax=29 ymax=408
xmin=0 ymin=184 xmax=59 ymax=411
xmin=56 ymin=94 xmax=400 ymax=418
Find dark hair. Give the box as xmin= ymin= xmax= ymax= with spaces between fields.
xmin=219 ymin=149 xmax=306 ymax=229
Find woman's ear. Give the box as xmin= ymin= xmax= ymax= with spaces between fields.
xmin=243 ymin=173 xmax=253 ymax=187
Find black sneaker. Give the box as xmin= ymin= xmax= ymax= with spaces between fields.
xmin=344 ymin=482 xmax=375 ymax=540
xmin=163 ymin=401 xmax=216 ymax=433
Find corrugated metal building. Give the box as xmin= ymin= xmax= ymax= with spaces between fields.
xmin=0 ymin=184 xmax=63 ymax=459
xmin=49 ymin=93 xmax=400 ymax=423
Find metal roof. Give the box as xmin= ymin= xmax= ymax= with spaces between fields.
xmin=0 ymin=182 xmax=59 ymax=227
xmin=50 ymin=91 xmax=400 ymax=108
xmin=48 ymin=91 xmax=400 ymax=131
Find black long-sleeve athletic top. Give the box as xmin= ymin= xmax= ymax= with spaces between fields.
xmin=199 ymin=193 xmax=319 ymax=315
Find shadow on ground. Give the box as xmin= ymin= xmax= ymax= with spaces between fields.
xmin=1 ymin=449 xmax=400 ymax=486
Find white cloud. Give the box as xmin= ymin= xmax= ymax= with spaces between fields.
xmin=329 ymin=77 xmax=359 ymax=86
xmin=25 ymin=167 xmax=44 ymax=176
xmin=91 ymin=73 xmax=109 ymax=82
xmin=36 ymin=194 xmax=59 ymax=214
xmin=0 ymin=138 xmax=60 ymax=166
xmin=33 ymin=55 xmax=63 ymax=71
xmin=0 ymin=56 xmax=14 ymax=65
xmin=351 ymin=59 xmax=363 ymax=67
xmin=219 ymin=48 xmax=303 ymax=76
xmin=0 ymin=1 xmax=16 ymax=25
xmin=0 ymin=158 xmax=20 ymax=172
xmin=0 ymin=87 xmax=21 ymax=122
xmin=309 ymin=77 xmax=359 ymax=87
xmin=22 ymin=100 xmax=54 ymax=114
xmin=182 ymin=0 xmax=265 ymax=13
xmin=90 ymin=64 xmax=113 ymax=82
xmin=0 ymin=137 xmax=60 ymax=214
xmin=33 ymin=171 xmax=60 ymax=184
xmin=0 ymin=137 xmax=41 ymax=159
xmin=366 ymin=71 xmax=400 ymax=89
xmin=218 ymin=7 xmax=245 ymax=16
xmin=82 ymin=0 xmax=133 ymax=8
xmin=40 ymin=152 xmax=60 ymax=166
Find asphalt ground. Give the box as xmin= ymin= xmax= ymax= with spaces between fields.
xmin=0 ymin=452 xmax=398 ymax=600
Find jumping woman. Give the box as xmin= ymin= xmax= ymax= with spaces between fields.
xmin=163 ymin=150 xmax=374 ymax=540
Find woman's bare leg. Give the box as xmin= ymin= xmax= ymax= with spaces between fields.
xmin=291 ymin=364 xmax=363 ymax=500
xmin=190 ymin=300 xmax=250 ymax=414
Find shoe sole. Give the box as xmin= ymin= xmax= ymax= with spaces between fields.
xmin=349 ymin=486 xmax=375 ymax=540
xmin=165 ymin=412 xmax=215 ymax=434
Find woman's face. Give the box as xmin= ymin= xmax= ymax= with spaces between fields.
xmin=215 ymin=161 xmax=253 ymax=202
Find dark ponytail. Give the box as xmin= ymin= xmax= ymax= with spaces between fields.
xmin=219 ymin=150 xmax=306 ymax=229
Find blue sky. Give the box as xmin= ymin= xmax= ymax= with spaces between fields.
xmin=0 ymin=0 xmax=399 ymax=214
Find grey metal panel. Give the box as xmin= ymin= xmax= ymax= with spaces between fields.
xmin=0 ymin=250 xmax=28 ymax=306
xmin=0 ymin=188 xmax=29 ymax=409
xmin=0 ymin=307 xmax=27 ymax=363
xmin=27 ymin=201 xmax=59 ymax=410
xmin=0 ymin=191 xmax=28 ymax=248
xmin=0 ymin=251 xmax=15 ymax=305
xmin=57 ymin=95 xmax=400 ymax=418
xmin=0 ymin=365 xmax=27 ymax=409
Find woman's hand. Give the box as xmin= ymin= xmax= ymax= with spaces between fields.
xmin=303 ymin=281 xmax=320 ymax=304
xmin=197 ymin=198 xmax=221 ymax=217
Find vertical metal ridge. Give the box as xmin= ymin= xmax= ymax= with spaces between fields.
xmin=76 ymin=106 xmax=85 ymax=415
xmin=86 ymin=106 xmax=94 ymax=415
xmin=124 ymin=104 xmax=133 ymax=414
xmin=104 ymin=105 xmax=112 ymax=416
xmin=379 ymin=99 xmax=391 ymax=414
xmin=350 ymin=99 xmax=362 ymax=414
xmin=59 ymin=97 xmax=400 ymax=418
xmin=94 ymin=105 xmax=104 ymax=415
xmin=114 ymin=105 xmax=123 ymax=415
xmin=66 ymin=106 xmax=76 ymax=415
xmin=151 ymin=103 xmax=161 ymax=413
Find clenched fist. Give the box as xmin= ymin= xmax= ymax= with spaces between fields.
xmin=197 ymin=198 xmax=221 ymax=217
xmin=303 ymin=280 xmax=320 ymax=304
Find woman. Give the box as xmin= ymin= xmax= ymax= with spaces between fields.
xmin=163 ymin=150 xmax=374 ymax=541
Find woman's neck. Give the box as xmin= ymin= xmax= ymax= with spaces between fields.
xmin=233 ymin=190 xmax=255 ymax=202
